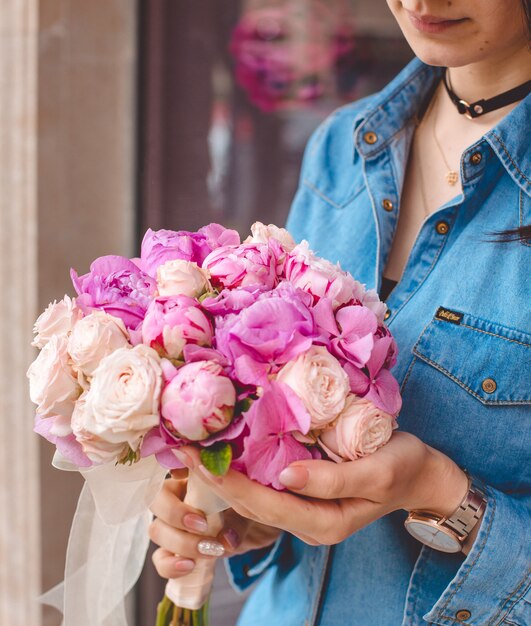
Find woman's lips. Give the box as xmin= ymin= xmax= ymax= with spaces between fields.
xmin=407 ymin=12 xmax=468 ymax=34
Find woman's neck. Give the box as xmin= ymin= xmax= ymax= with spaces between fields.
xmin=447 ymin=46 xmax=531 ymax=103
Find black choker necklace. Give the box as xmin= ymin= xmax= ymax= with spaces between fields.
xmin=443 ymin=71 xmax=531 ymax=119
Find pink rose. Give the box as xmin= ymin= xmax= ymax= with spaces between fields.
xmin=156 ymin=260 xmax=212 ymax=298
xmin=318 ymin=395 xmax=397 ymax=462
xmin=284 ymin=241 xmax=364 ymax=307
xmin=161 ymin=361 xmax=236 ymax=441
xmin=276 ymin=346 xmax=349 ymax=429
xmin=67 ymin=311 xmax=130 ymax=376
xmin=32 ymin=295 xmax=82 ymax=348
xmin=74 ymin=345 xmax=163 ymax=463
xmin=245 ymin=222 xmax=296 ymax=251
xmin=142 ymin=296 xmax=213 ymax=359
xmin=27 ymin=335 xmax=81 ymax=418
xmin=202 ymin=242 xmax=280 ymax=290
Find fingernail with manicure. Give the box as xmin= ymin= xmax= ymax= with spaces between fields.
xmin=183 ymin=513 xmax=208 ymax=533
xmin=222 ymin=528 xmax=241 ymax=551
xmin=174 ymin=448 xmax=193 ymax=469
xmin=175 ymin=558 xmax=195 ymax=572
xmin=197 ymin=540 xmax=225 ymax=557
xmin=279 ymin=466 xmax=308 ymax=490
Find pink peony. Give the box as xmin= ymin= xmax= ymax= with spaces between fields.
xmin=344 ymin=336 xmax=402 ymax=416
xmin=238 ymin=381 xmax=313 ymax=489
xmin=141 ymin=225 xmax=240 ymax=277
xmin=161 ymin=361 xmax=236 ymax=441
xmin=201 ymin=284 xmax=267 ymax=316
xmin=71 ymin=256 xmax=156 ymax=329
xmin=284 ymin=241 xmax=364 ymax=308
xmin=202 ymin=242 xmax=281 ymax=290
xmin=34 ymin=414 xmax=92 ymax=468
xmin=312 ymin=298 xmax=378 ymax=368
xmin=318 ymin=395 xmax=397 ymax=461
xmin=214 ymin=282 xmax=316 ymax=385
xmin=142 ymin=296 xmax=213 ymax=359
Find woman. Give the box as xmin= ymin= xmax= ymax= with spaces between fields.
xmin=149 ymin=2 xmax=531 ymax=624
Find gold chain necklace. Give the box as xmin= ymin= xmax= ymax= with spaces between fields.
xmin=424 ymin=89 xmax=460 ymax=186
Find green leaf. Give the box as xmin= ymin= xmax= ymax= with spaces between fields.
xmin=199 ymin=442 xmax=232 ymax=476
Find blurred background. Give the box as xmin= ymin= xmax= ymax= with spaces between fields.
xmin=0 ymin=1 xmax=412 ymax=625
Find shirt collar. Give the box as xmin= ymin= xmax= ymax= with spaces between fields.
xmin=352 ymin=57 xmax=531 ymax=197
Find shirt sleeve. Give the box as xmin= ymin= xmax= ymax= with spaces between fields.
xmin=224 ymin=534 xmax=286 ymax=592
xmin=424 ymin=483 xmax=531 ymax=625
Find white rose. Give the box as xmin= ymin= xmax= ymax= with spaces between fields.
xmin=277 ymin=346 xmax=350 ymax=429
xmin=156 ymin=260 xmax=212 ymax=298
xmin=71 ymin=394 xmax=129 ymax=464
xmin=245 ymin=221 xmax=297 ymax=251
xmin=80 ymin=345 xmax=163 ymax=455
xmin=68 ymin=311 xmax=130 ymax=376
xmin=27 ymin=335 xmax=81 ymax=418
xmin=32 ymin=295 xmax=82 ymax=348
xmin=319 ymin=395 xmax=397 ymax=462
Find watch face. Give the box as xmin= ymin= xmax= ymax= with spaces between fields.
xmin=405 ymin=520 xmax=461 ymax=553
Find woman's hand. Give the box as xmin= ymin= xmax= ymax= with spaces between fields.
xmin=149 ymin=471 xmax=282 ymax=580
xmin=174 ymin=432 xmax=469 ymax=547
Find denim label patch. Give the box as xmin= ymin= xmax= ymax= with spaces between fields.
xmin=435 ymin=307 xmax=463 ymax=325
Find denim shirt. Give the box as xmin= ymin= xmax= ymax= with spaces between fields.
xmin=227 ymin=58 xmax=531 ymax=626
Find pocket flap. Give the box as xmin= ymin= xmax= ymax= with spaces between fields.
xmin=413 ymin=307 xmax=531 ymax=405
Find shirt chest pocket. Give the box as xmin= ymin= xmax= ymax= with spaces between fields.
xmin=400 ymin=309 xmax=531 ymax=489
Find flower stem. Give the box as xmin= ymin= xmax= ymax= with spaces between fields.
xmin=156 ymin=595 xmax=173 ymax=626
xmin=155 ymin=595 xmax=210 ymax=626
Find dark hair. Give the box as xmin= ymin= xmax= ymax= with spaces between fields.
xmin=494 ymin=0 xmax=531 ymax=243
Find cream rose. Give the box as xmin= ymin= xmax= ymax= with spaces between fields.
xmin=68 ymin=311 xmax=130 ymax=376
xmin=78 ymin=344 xmax=162 ymax=458
xmin=277 ymin=346 xmax=350 ymax=429
xmin=71 ymin=394 xmax=129 ymax=463
xmin=245 ymin=221 xmax=296 ymax=251
xmin=156 ymin=259 xmax=212 ymax=298
xmin=32 ymin=295 xmax=82 ymax=348
xmin=319 ymin=395 xmax=397 ymax=462
xmin=27 ymin=335 xmax=81 ymax=418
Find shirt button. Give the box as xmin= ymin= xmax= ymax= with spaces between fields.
xmin=243 ymin=564 xmax=250 ymax=576
xmin=482 ymin=378 xmax=497 ymax=393
xmin=470 ymin=152 xmax=482 ymax=165
xmin=384 ymin=309 xmax=392 ymax=320
xmin=382 ymin=199 xmax=394 ymax=212
xmin=456 ymin=609 xmax=472 ymax=621
xmin=363 ymin=131 xmax=378 ymax=145
xmin=435 ymin=220 xmax=450 ymax=235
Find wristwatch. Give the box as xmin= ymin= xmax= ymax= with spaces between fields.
xmin=404 ymin=474 xmax=487 ymax=553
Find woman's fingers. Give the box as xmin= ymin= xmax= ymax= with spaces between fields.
xmin=152 ymin=548 xmax=195 ymax=579
xmin=150 ymin=477 xmax=209 ymax=534
xmin=149 ymin=518 xmax=226 ymax=559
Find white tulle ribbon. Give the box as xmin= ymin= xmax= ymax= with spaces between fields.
xmin=40 ymin=452 xmax=167 ymax=626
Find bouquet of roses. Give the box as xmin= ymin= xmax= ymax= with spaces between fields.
xmin=28 ymin=222 xmax=401 ymax=626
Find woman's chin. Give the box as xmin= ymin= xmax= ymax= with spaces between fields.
xmin=403 ymin=38 xmax=485 ymax=69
